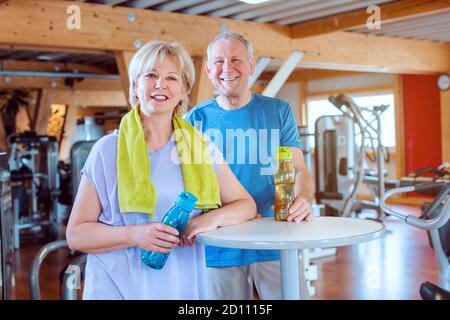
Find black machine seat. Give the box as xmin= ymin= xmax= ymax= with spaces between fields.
xmin=399 ymin=166 xmax=450 ymax=195
xmin=10 ymin=165 xmax=33 ymax=182
xmin=420 ymin=282 xmax=450 ymax=300
xmin=9 ymin=134 xmax=57 ymax=145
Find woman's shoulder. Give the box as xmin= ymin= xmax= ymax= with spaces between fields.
xmin=90 ymin=130 xmax=118 ymax=157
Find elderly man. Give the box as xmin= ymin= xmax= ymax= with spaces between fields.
xmin=186 ymin=32 xmax=314 ymax=300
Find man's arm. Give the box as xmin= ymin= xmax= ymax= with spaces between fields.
xmin=292 ymin=148 xmax=314 ymax=202
xmin=286 ymin=147 xmax=315 ymax=222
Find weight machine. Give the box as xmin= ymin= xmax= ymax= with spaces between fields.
xmin=0 ymin=152 xmax=14 ymax=300
xmin=315 ymin=94 xmax=396 ymax=220
xmin=381 ymin=175 xmax=449 ymax=300
xmin=8 ymin=134 xmax=61 ymax=249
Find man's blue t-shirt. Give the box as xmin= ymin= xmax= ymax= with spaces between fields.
xmin=185 ymin=93 xmax=302 ymax=267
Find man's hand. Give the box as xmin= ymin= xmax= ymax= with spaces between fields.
xmin=287 ymin=196 xmax=313 ymax=223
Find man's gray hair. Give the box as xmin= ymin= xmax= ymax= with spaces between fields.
xmin=206 ymin=32 xmax=254 ymax=60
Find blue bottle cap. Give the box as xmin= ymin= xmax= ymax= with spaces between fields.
xmin=175 ymin=192 xmax=198 ymax=212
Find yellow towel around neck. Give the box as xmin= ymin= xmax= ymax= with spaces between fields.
xmin=117 ymin=106 xmax=221 ymax=218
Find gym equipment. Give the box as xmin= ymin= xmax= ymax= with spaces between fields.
xmin=29 ymin=129 xmax=98 ymax=300
xmin=59 ymin=140 xmax=96 ymax=207
xmin=29 ymin=239 xmax=86 ymax=300
xmin=399 ymin=164 xmax=449 ymax=195
xmin=69 ymin=116 xmax=104 ymax=149
xmin=59 ymin=115 xmax=105 ymax=206
xmin=298 ymin=125 xmax=315 ymax=172
xmin=69 ymin=141 xmax=96 ymax=203
xmin=0 ymin=152 xmax=14 ymax=300
xmin=60 ymin=253 xmax=86 ymax=300
xmin=8 ymin=134 xmax=61 ymax=249
xmin=29 ymin=240 xmax=68 ymax=300
xmin=381 ymin=179 xmax=450 ymax=300
xmin=315 ymin=94 xmax=395 ymax=220
xmin=315 ymin=113 xmax=356 ymax=217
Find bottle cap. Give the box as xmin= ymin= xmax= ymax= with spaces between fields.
xmin=276 ymin=146 xmax=292 ymax=160
xmin=175 ymin=192 xmax=198 ymax=212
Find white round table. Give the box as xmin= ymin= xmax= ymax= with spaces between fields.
xmin=197 ymin=216 xmax=385 ymax=300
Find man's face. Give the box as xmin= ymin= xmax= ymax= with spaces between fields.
xmin=206 ymin=38 xmax=255 ymax=98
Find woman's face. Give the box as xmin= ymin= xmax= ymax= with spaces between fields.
xmin=135 ymin=56 xmax=185 ymax=117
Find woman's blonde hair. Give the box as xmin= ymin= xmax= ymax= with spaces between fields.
xmin=128 ymin=40 xmax=195 ymax=115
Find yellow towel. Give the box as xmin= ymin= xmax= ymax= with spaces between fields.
xmin=173 ymin=116 xmax=221 ymax=212
xmin=117 ymin=106 xmax=221 ymax=218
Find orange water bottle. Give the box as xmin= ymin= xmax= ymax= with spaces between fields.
xmin=274 ymin=147 xmax=295 ymax=221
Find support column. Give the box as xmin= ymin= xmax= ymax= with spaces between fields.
xmin=394 ymin=74 xmax=405 ymax=178
xmin=34 ymin=89 xmax=53 ymax=135
xmin=263 ymin=51 xmax=304 ymax=98
xmin=189 ymin=56 xmax=215 ymax=108
xmin=441 ymin=85 xmax=450 ymax=163
xmin=115 ymin=51 xmax=135 ymax=107
xmin=248 ymin=56 xmax=272 ymax=88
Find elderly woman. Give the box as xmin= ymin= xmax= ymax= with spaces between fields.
xmin=66 ymin=40 xmax=256 ymax=300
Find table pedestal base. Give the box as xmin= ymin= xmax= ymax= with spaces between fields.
xmin=280 ymin=249 xmax=311 ymax=300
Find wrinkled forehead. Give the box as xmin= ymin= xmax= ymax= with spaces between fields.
xmin=209 ymin=38 xmax=248 ymax=58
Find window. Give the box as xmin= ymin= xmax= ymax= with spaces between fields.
xmin=306 ymin=93 xmax=396 ymax=148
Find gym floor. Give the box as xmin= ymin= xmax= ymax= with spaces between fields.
xmin=8 ymin=204 xmax=438 ymax=300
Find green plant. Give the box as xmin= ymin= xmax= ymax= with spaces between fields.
xmin=0 ymin=90 xmax=31 ymax=137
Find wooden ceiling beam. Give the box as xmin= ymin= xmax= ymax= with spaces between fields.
xmin=291 ymin=0 xmax=450 ymax=39
xmin=0 ymin=76 xmax=121 ymax=90
xmin=259 ymin=69 xmax=366 ymax=83
xmin=115 ymin=51 xmax=134 ymax=106
xmin=0 ymin=0 xmax=292 ymax=57
xmin=0 ymin=43 xmax=112 ymax=56
xmin=0 ymin=1 xmax=449 ymax=74
xmin=0 ymin=59 xmax=114 ymax=74
xmin=291 ymin=31 xmax=450 ymax=74
xmin=50 ymin=89 xmax=127 ymax=107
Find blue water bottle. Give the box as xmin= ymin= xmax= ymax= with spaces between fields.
xmin=141 ymin=191 xmax=198 ymax=270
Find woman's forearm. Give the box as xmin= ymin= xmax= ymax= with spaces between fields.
xmin=67 ymin=222 xmax=135 ymax=253
xmin=208 ymin=198 xmax=257 ymax=227
xmin=180 ymin=197 xmax=257 ymax=243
